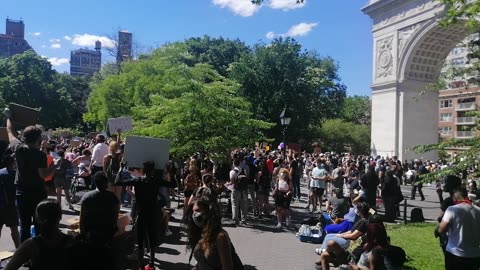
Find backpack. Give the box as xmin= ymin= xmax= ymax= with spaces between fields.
xmin=410 ymin=207 xmax=425 ymax=223
xmin=384 ymin=245 xmax=407 ymax=269
xmin=234 ymin=168 xmax=249 ymax=191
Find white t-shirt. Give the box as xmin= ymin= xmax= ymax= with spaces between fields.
xmin=442 ymin=203 xmax=480 ymax=258
xmin=91 ymin=143 xmax=109 ymax=167
xmin=311 ymin=167 xmax=327 ymax=189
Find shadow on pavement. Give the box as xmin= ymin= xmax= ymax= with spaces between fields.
xmin=244 ymin=265 xmax=258 ymax=270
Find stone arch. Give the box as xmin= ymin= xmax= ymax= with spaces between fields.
xmin=399 ymin=20 xmax=469 ymax=83
xmin=362 ymin=0 xmax=473 ymax=161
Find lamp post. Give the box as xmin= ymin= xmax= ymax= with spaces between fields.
xmin=279 ymin=107 xmax=291 ymax=160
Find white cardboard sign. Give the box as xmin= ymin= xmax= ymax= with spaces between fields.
xmin=124 ymin=135 xmax=171 ymax=169
xmin=108 ymin=117 xmax=133 ymax=133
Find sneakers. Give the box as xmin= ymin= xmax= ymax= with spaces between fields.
xmin=164 ymin=228 xmax=173 ymax=237
xmin=286 ymin=217 xmax=291 ymax=226
xmin=276 ymin=223 xmax=283 ymax=229
xmin=144 ymin=263 xmax=155 ymax=270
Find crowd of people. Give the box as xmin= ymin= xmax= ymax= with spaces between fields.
xmin=1 ymin=104 xmax=480 ymax=269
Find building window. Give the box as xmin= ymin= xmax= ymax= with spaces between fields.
xmin=440 ymin=100 xmax=453 ymax=108
xmin=440 ymin=113 xmax=453 ymax=122
xmin=439 ymin=126 xmax=452 ymax=135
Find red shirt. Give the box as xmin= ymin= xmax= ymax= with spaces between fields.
xmin=266 ymin=159 xmax=274 ymax=174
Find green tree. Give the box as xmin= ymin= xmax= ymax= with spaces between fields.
xmin=340 ymin=95 xmax=371 ymax=126
xmin=86 ymin=45 xmax=273 ymax=157
xmin=318 ymin=119 xmax=370 ymax=155
xmin=230 ymin=37 xmax=346 ymax=145
xmin=0 ymin=50 xmax=87 ymax=128
xmin=184 ymin=36 xmax=250 ymax=77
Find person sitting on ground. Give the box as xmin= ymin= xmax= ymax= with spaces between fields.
xmin=80 ymin=171 xmax=120 ymax=247
xmin=348 ymin=222 xmax=389 ymax=270
xmin=324 ymin=187 xmax=350 ymax=225
xmin=0 ymin=150 xmax=20 ymax=248
xmin=115 ymin=161 xmax=164 ymax=270
xmin=5 ymin=199 xmax=72 ymax=270
xmin=185 ymin=189 xmax=244 ymax=270
xmin=315 ymin=202 xmax=371 ymax=269
xmin=323 ymin=206 xmax=357 ymax=234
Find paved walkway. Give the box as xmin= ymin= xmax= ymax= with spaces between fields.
xmin=0 ymin=182 xmax=444 ymax=270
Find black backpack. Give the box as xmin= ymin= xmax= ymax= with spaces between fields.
xmin=410 ymin=207 xmax=425 ymax=223
xmin=234 ymin=168 xmax=249 ymax=191
xmin=384 ymin=245 xmax=407 ymax=269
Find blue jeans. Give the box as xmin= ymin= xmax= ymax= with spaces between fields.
xmin=17 ymin=191 xmax=47 ymax=243
xmin=320 ymin=233 xmax=350 ymax=250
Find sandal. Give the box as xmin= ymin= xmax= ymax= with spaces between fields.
xmin=315 ymin=248 xmax=325 ymax=255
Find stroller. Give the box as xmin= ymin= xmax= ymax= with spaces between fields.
xmin=69 ymin=164 xmax=91 ymax=204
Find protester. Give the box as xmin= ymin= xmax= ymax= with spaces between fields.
xmin=185 ymin=190 xmax=243 ymax=270
xmin=227 ymin=159 xmax=248 ymax=226
xmin=5 ymin=199 xmax=72 ymax=270
xmin=310 ymin=160 xmax=328 ymax=213
xmin=348 ymin=222 xmax=389 ymax=270
xmin=256 ymin=160 xmax=271 ymax=218
xmin=80 ymin=172 xmax=120 ymax=247
xmin=183 ymin=159 xmax=201 ymax=214
xmin=104 ymin=141 xmax=122 ymax=200
xmin=115 ymin=161 xmax=164 ymax=270
xmin=89 ymin=134 xmax=108 ymax=187
xmin=0 ymin=150 xmax=20 ymax=248
xmin=274 ymin=168 xmax=293 ymax=229
xmin=5 ymin=109 xmax=61 ymax=243
xmin=54 ymin=150 xmax=74 ymax=210
xmin=437 ymin=187 xmax=480 ymax=270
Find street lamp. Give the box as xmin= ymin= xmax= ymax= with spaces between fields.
xmin=280 ymin=107 xmax=291 ymax=160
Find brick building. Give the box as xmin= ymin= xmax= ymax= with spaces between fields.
xmin=0 ymin=18 xmax=32 ymax=58
xmin=70 ymin=41 xmax=102 ymax=77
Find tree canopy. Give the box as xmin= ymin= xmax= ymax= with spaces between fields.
xmin=85 ymin=43 xmax=273 ymax=157
xmin=340 ymin=95 xmax=371 ymax=126
xmin=230 ymin=38 xmax=346 ymax=145
xmin=318 ymin=118 xmax=370 ymax=155
xmin=0 ymin=51 xmax=90 ymax=129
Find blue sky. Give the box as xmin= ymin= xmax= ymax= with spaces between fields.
xmin=2 ymin=0 xmax=373 ymax=96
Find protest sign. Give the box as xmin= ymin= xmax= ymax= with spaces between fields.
xmin=107 ymin=117 xmax=133 ymax=133
xmin=9 ymin=103 xmax=41 ymax=127
xmin=124 ymin=135 xmax=171 ymax=169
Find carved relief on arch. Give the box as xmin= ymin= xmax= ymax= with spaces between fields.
xmin=398 ymin=21 xmax=426 ymax=56
xmin=376 ymin=36 xmax=394 ymax=78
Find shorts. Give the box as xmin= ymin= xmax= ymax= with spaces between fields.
xmin=54 ymin=177 xmax=71 ymax=189
xmin=311 ymin=187 xmax=325 ymax=197
xmin=274 ymin=191 xmax=291 ymax=209
xmin=0 ymin=206 xmax=19 ymax=227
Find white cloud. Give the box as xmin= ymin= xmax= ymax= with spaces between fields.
xmin=212 ymin=0 xmax=260 ymax=17
xmin=48 ymin=57 xmax=69 ymax=66
xmin=266 ymin=22 xmax=318 ymax=39
xmin=33 ymin=32 xmax=41 ymax=37
xmin=64 ymin=35 xmax=71 ymax=41
xmin=51 ymin=43 xmax=61 ymax=49
xmin=71 ymin=34 xmax=115 ymax=48
xmin=49 ymin=38 xmax=61 ymax=43
xmin=41 ymin=45 xmax=47 ymax=48
xmin=269 ymin=0 xmax=306 ymax=10
xmin=266 ymin=31 xmax=276 ymax=39
xmin=285 ymin=22 xmax=317 ymax=37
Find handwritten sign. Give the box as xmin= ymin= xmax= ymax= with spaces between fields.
xmin=108 ymin=117 xmax=133 ymax=133
xmin=124 ymin=135 xmax=171 ymax=169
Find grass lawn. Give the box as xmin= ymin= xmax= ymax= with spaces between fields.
xmin=386 ymin=223 xmax=443 ymax=270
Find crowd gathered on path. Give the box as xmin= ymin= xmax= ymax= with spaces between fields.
xmin=0 ymin=108 xmax=479 ymax=270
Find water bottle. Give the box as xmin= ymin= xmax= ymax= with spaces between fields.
xmin=305 ymin=227 xmax=312 ymax=237
xmin=30 ymin=225 xmax=35 ymax=237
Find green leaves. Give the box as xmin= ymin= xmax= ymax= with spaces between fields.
xmin=318 ymin=119 xmax=370 ymax=155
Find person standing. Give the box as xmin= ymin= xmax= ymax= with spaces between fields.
xmin=5 ymin=109 xmax=60 ymax=243
xmin=0 ymin=151 xmax=20 ymax=248
xmin=289 ymin=153 xmax=302 ymax=202
xmin=53 ymin=150 xmax=74 ymax=210
xmin=89 ymin=134 xmax=108 ymax=188
xmin=310 ymin=160 xmax=328 ymax=212
xmin=437 ymin=188 xmax=480 ymax=270
xmin=227 ymin=159 xmax=248 ymax=226
xmin=411 ymin=160 xmax=426 ymax=201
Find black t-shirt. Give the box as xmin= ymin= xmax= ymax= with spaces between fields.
xmin=117 ymin=174 xmax=161 ymax=214
xmin=290 ymin=160 xmax=299 ymax=177
xmin=80 ymin=189 xmax=119 ymax=237
xmin=13 ymin=142 xmax=47 ymax=194
xmin=351 ymin=217 xmax=368 ymax=234
xmin=0 ymin=168 xmax=16 ymax=207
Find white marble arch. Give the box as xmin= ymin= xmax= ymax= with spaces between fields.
xmin=362 ymin=0 xmax=470 ymax=161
